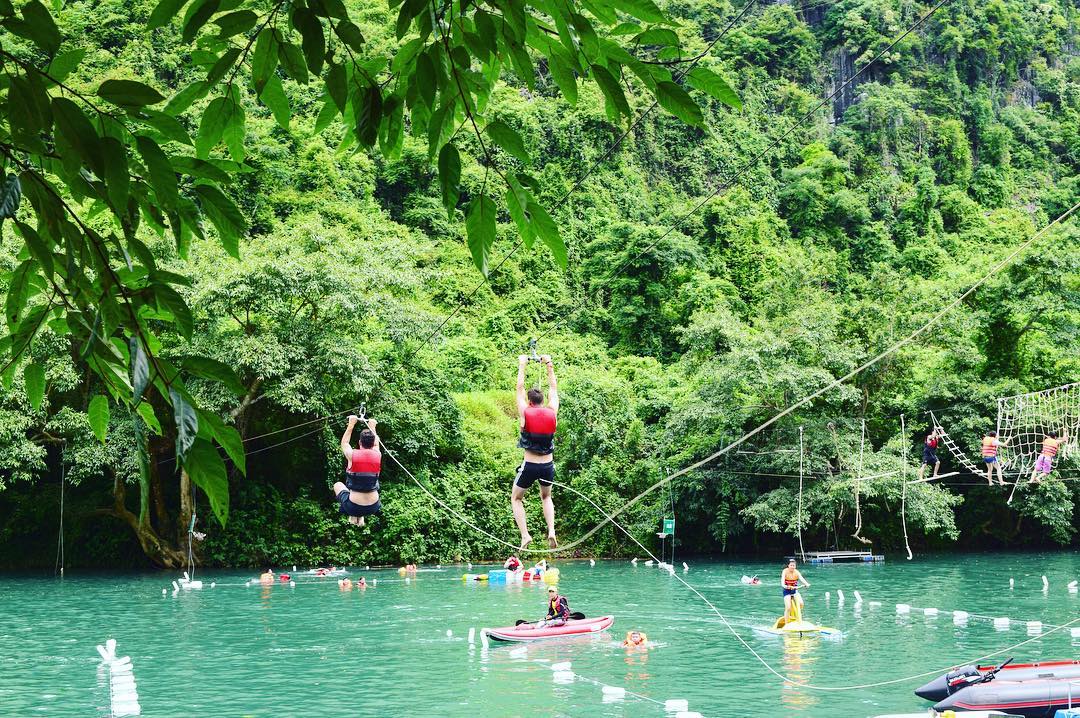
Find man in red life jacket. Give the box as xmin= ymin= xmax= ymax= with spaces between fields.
xmin=332 ymin=415 xmax=382 ymax=527
xmin=513 ymin=354 xmax=560 ymax=551
xmin=917 ymin=426 xmax=942 ymax=481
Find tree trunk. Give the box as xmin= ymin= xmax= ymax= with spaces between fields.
xmin=177 ymin=468 xmax=194 ymax=550
xmin=107 ymin=471 xmax=186 ymax=569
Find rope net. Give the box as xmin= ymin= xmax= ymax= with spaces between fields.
xmin=996 ymin=382 xmax=1079 ymax=473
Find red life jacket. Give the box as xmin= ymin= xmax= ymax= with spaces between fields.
xmin=347 ymin=448 xmax=381 ymax=492
xmin=519 ymin=405 xmax=557 ymax=455
xmin=981 ymin=437 xmax=999 ymax=457
xmin=925 ymin=436 xmax=938 ymax=449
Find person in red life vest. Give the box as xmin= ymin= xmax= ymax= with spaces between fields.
xmin=1030 ymin=429 xmax=1067 ymax=485
xmin=543 ymin=585 xmax=570 ymax=627
xmin=981 ymin=430 xmax=1008 ymax=486
xmin=513 ymin=354 xmax=560 ymax=550
xmin=917 ymin=426 xmax=943 ymax=481
xmin=332 ymin=415 xmax=382 ymax=526
xmin=504 ymin=556 xmax=522 ymax=571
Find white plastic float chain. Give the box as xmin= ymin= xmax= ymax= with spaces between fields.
xmin=96 ymin=639 xmax=140 ymax=717
xmin=894 ymin=599 xmax=1076 ymax=635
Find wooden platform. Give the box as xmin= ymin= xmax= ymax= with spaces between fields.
xmin=793 ymin=550 xmax=885 ymax=564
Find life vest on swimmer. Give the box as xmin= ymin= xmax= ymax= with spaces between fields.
xmin=981 ymin=437 xmax=999 ymax=457
xmin=783 ymin=573 xmax=799 ymax=589
xmin=346 ymin=448 xmax=381 ymax=492
xmin=623 ymin=631 xmax=647 ymax=646
xmin=518 ymin=405 xmax=557 ymax=454
xmin=1042 ymin=437 xmax=1061 ymax=457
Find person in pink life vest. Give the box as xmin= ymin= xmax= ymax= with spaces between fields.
xmin=513 ymin=353 xmax=560 ymax=551
xmin=1030 ymin=429 xmax=1067 ymax=484
xmin=333 ymin=415 xmax=382 ymax=527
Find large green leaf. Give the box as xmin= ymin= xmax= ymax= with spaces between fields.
xmin=415 ymin=52 xmax=436 ymax=109
xmin=194 ymin=184 xmax=246 ymax=257
xmin=528 ymin=200 xmax=567 ymax=269
xmin=45 ymin=49 xmax=86 ymax=83
xmin=52 ymin=97 xmax=103 ymax=175
xmin=180 ymin=356 xmax=244 ymax=395
xmin=590 ymin=64 xmax=630 ymax=120
xmin=504 ymin=175 xmax=534 ymax=248
xmin=148 ymin=0 xmax=189 ymax=30
xmin=251 ymin=27 xmax=280 ymax=95
xmin=547 ymin=50 xmax=578 ymax=105
xmin=155 ymin=283 xmax=194 ymax=338
xmin=5 ymin=260 xmax=34 ymax=326
xmin=195 ymin=95 xmax=233 ymax=158
xmin=0 ymin=173 xmax=21 ymax=219
xmin=183 ymin=438 xmax=229 ymax=525
xmin=213 ymin=9 xmax=256 ymax=38
xmin=181 ymin=0 xmax=220 ymax=43
xmin=100 ymin=137 xmax=130 ymax=213
xmin=259 ymin=74 xmax=291 ymax=130
xmin=485 ymin=120 xmax=530 ymax=164
xmin=334 ymin=19 xmax=365 ymax=52
xmin=170 ymin=387 xmax=199 ymax=459
xmin=97 ymin=79 xmax=166 ymax=107
xmin=293 ymin=8 xmax=326 ymax=76
xmin=131 ymin=336 xmax=150 ymax=402
xmin=136 ymin=401 xmax=162 ymax=435
xmin=88 ymin=394 xmax=109 ymax=444
xmin=278 ymin=42 xmax=309 ymax=84
xmin=199 ymin=410 xmax=245 ymax=474
xmin=206 ymin=48 xmax=242 ymax=86
xmin=24 ymin=363 xmax=45 ymax=410
xmin=465 ymin=193 xmax=496 ymax=276
xmin=686 ymin=67 xmax=741 ymax=110
xmin=437 ymin=143 xmax=461 ymax=219
xmin=4 ymin=1 xmax=60 ymax=55
xmin=634 ymin=27 xmax=680 ymax=46
xmin=618 ymin=0 xmax=667 ymax=24
xmin=656 ymin=81 xmax=704 ymax=127
xmin=136 ymin=136 xmax=180 ymax=211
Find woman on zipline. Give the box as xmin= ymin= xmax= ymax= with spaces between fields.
xmin=512 ymin=353 xmax=559 ymax=551
xmin=333 ymin=415 xmax=382 ymax=526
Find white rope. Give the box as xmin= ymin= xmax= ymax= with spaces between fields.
xmin=900 ymin=414 xmax=913 ymax=561
xmin=54 ymin=441 xmax=65 ymax=577
xmin=797 ymin=426 xmax=805 ymax=560
xmin=551 ymin=478 xmax=1080 ymax=693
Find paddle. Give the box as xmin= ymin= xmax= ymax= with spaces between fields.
xmin=515 ymin=612 xmax=586 ymax=626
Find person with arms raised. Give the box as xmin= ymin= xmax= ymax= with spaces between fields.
xmin=512 ymin=354 xmax=560 ymax=550
xmin=333 ymin=415 xmax=382 ymax=527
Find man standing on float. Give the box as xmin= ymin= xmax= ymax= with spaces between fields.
xmin=512 ymin=353 xmax=560 ymax=551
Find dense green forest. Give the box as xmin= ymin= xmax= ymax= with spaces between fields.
xmin=0 ymin=0 xmax=1077 ymax=569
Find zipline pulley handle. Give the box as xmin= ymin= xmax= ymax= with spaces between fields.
xmin=527 ymin=337 xmax=541 ymax=363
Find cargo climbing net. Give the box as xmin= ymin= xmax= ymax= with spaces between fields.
xmin=997 ymin=383 xmax=1079 ymax=473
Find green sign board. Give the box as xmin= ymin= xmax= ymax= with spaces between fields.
xmin=662 ymin=518 xmax=675 ymax=535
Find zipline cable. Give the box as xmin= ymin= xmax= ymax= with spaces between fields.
xmin=537 ymin=0 xmax=951 ymax=343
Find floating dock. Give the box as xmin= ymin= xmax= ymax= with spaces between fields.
xmin=794 ymin=550 xmax=884 ymax=564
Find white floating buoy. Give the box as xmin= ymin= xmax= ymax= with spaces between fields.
xmin=210 ymin=582 xmax=216 ymax=588
xmin=1009 ymin=578 xmax=1014 ymax=589
xmin=480 ymin=630 xmax=489 ymax=648
xmin=365 ymin=565 xmax=370 ymax=571
xmin=602 ymin=686 xmax=625 ymax=697
xmin=869 ymin=601 xmax=881 ymax=608
xmin=446 ymin=629 xmax=453 ymax=638
xmin=953 ymin=611 xmax=969 ymax=624
xmin=993 ymin=617 xmax=1010 ymax=629
xmin=552 ymin=671 xmax=574 ymax=684
xmin=183 ymin=571 xmax=190 ymax=582
xmin=682 ymin=562 xmax=689 ymax=572
xmin=245 ymin=581 xmax=250 ymax=587
xmin=289 ymin=580 xmax=295 ymax=587
xmin=467 ymin=563 xmax=472 ymax=570
xmin=1027 ymin=621 xmax=1043 ymax=634
xmin=645 ymin=560 xmax=654 ymax=566
xmin=837 ymin=590 xmax=845 ymax=604
xmin=825 ymin=592 xmax=830 ymax=601
xmin=171 ymin=581 xmax=180 ymax=592
xmin=631 ymin=558 xmax=638 ymax=565
xmin=1068 ymin=580 xmax=1078 ymax=591
xmin=924 ymin=608 xmax=938 ymax=617
xmin=162 ymin=588 xmax=166 ymax=596
xmin=1070 ymin=627 xmax=1080 ymax=638
xmin=372 ymin=579 xmax=376 ymax=587
xmin=551 ymin=661 xmax=572 ymax=672
xmin=468 ymin=628 xmax=475 ymax=644
xmin=896 ymin=604 xmax=910 ymax=614
xmin=293 ymin=565 xmax=297 ymax=572
xmin=676 ymin=713 xmax=704 ymax=718
xmin=665 ymin=699 xmax=689 ymax=712
xmin=590 ymin=559 xmax=595 ymax=566
xmin=853 ymin=591 xmax=863 ymax=604
xmin=437 ymin=564 xmax=441 ymax=569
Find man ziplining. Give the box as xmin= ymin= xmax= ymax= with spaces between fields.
xmin=512 ymin=353 xmax=560 ymax=551
xmin=333 ymin=414 xmax=383 ymax=527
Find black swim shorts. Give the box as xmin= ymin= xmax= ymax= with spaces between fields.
xmin=514 ymin=461 xmax=555 ymax=489
xmin=337 ymin=490 xmax=382 ymax=517
xmin=922 ymin=447 xmax=938 ymax=465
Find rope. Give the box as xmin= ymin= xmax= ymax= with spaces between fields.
xmin=54 ymin=440 xmax=65 ymax=577
xmin=797 ymin=426 xmax=805 ymax=560
xmin=187 ymin=484 xmax=198 ymax=580
xmin=900 ymin=414 xmax=913 ymax=561
xmin=852 ymin=418 xmax=867 ymax=543
xmin=551 ymin=477 xmax=1080 ymax=693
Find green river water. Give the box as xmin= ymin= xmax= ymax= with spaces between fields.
xmin=2 ymin=552 xmax=1079 ymax=717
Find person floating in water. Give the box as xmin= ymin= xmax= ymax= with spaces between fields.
xmin=333 ymin=415 xmax=382 ymax=526
xmin=782 ymin=559 xmax=809 ymax=618
xmin=260 ymin=568 xmax=274 ymax=585
xmin=1030 ymin=430 xmax=1067 ymax=485
xmin=981 ymin=430 xmax=1008 ymax=486
xmin=543 ymin=585 xmax=570 ymax=627
xmin=504 ymin=556 xmax=522 ymax=571
xmin=622 ymin=630 xmax=648 ymax=649
xmin=917 ymin=426 xmax=942 ymax=481
xmin=513 ymin=354 xmax=560 ymax=550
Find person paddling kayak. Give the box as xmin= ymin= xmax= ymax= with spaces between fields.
xmin=543 ymin=586 xmax=570 ymax=627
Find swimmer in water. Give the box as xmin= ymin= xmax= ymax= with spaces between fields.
xmin=622 ymin=630 xmax=648 ymax=649
xmin=260 ymin=568 xmax=274 ymax=585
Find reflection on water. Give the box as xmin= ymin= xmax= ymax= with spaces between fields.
xmin=1 ymin=553 xmax=1079 ymax=716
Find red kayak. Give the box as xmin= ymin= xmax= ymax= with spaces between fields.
xmin=484 ymin=616 xmax=615 ymax=642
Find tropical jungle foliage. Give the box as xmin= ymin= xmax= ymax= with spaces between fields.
xmin=0 ymin=0 xmax=1077 ymax=568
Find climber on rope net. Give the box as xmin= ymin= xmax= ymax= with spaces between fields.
xmin=513 ymin=351 xmax=560 ymax=551
xmin=333 ymin=413 xmax=382 ymax=527
xmin=917 ymin=426 xmax=943 ymax=481
xmin=981 ymin=429 xmax=1009 ymax=486
xmin=1030 ymin=429 xmax=1068 ymax=485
